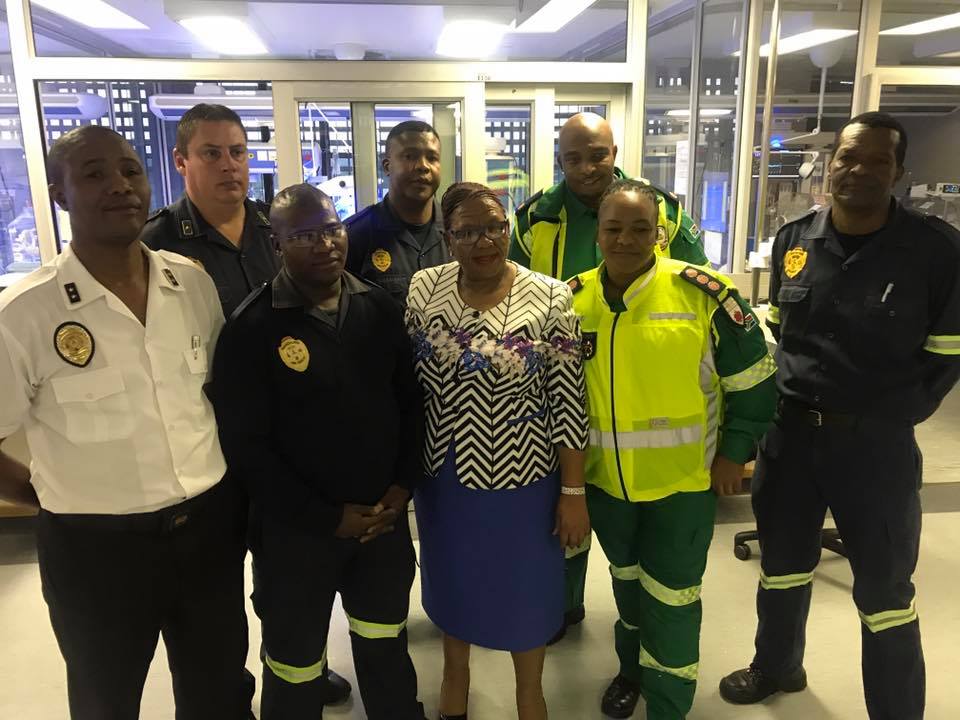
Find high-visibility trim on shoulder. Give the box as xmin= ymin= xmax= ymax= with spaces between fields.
xmin=515 ymin=188 xmax=544 ymax=217
xmin=924 ymin=334 xmax=960 ymax=355
xmin=720 ymin=354 xmax=777 ymax=392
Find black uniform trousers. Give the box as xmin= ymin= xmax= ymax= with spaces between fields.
xmin=36 ymin=478 xmax=252 ymax=720
xmin=751 ymin=412 xmax=924 ymax=720
xmin=252 ymin=510 xmax=420 ymax=720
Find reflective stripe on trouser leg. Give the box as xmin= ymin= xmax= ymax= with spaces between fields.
xmin=859 ymin=599 xmax=918 ymax=634
xmin=760 ymin=570 xmax=815 ymax=591
xmin=608 ymin=564 xmax=644 ymax=686
xmin=264 ymin=648 xmax=327 ymax=684
xmin=346 ymin=614 xmax=408 ymax=639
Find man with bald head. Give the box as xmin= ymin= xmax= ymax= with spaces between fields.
xmin=211 ymin=184 xmax=426 ymax=719
xmin=509 ymin=112 xmax=708 ymax=653
xmin=0 ymin=125 xmax=251 ymax=718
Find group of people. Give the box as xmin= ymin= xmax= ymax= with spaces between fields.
xmin=0 ymin=101 xmax=956 ymax=720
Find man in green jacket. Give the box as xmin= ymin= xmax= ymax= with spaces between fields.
xmin=508 ymin=112 xmax=709 ymax=642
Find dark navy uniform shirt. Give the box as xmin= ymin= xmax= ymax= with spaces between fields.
xmin=344 ymin=194 xmax=449 ymax=303
xmin=140 ymin=195 xmax=279 ymax=318
xmin=767 ymin=200 xmax=960 ymax=423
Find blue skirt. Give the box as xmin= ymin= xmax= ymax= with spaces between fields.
xmin=415 ymin=446 xmax=564 ymax=652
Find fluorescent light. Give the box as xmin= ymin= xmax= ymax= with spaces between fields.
xmin=666 ymin=109 xmax=733 ymax=117
xmin=880 ymin=11 xmax=960 ymax=36
xmin=32 ymin=0 xmax=146 ymax=29
xmin=179 ymin=17 xmax=268 ymax=55
xmin=734 ymin=29 xmax=857 ymax=57
xmin=513 ymin=0 xmax=598 ymax=33
xmin=436 ymin=20 xmax=508 ymax=59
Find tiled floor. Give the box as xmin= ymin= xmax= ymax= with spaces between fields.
xmin=1 ymin=389 xmax=957 ymax=719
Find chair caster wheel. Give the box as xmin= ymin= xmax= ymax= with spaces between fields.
xmin=734 ymin=543 xmax=752 ymax=561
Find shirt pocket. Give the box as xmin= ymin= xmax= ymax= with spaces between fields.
xmin=183 ymin=345 xmax=209 ymax=376
xmin=776 ymin=284 xmax=812 ymax=339
xmin=50 ymin=367 xmax=134 ymax=443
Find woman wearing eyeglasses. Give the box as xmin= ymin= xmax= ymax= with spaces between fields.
xmin=405 ymin=182 xmax=590 ymax=720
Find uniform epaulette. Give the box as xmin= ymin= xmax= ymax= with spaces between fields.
xmin=229 ymin=282 xmax=269 ymax=322
xmin=677 ymin=265 xmax=726 ymax=299
xmin=344 ymin=203 xmax=375 ymax=227
xmin=516 ymin=189 xmax=543 ymax=217
xmin=643 ymin=180 xmax=680 ymax=205
xmin=777 ymin=207 xmax=819 ymax=234
xmin=567 ymin=275 xmax=584 ymax=295
xmin=144 ymin=207 xmax=168 ymax=224
xmin=920 ymin=213 xmax=960 ymax=242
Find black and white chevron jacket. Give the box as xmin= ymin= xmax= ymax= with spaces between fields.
xmin=406 ymin=262 xmax=589 ymax=491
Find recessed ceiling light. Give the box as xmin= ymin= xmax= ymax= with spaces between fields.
xmin=734 ymin=29 xmax=857 ymax=57
xmin=436 ymin=20 xmax=508 ymax=59
xmin=179 ymin=17 xmax=268 ymax=56
xmin=880 ymin=11 xmax=960 ymax=36
xmin=513 ymin=0 xmax=599 ymax=34
xmin=32 ymin=0 xmax=147 ymax=29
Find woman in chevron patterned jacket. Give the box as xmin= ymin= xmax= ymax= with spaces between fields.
xmin=405 ymin=182 xmax=590 ymax=720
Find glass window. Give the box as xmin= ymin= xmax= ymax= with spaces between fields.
xmin=299 ymin=103 xmax=356 ymax=220
xmin=0 ymin=0 xmax=39 ymax=286
xmin=28 ymin=1 xmax=628 ymax=62
xmin=691 ymin=0 xmax=744 ymax=268
xmin=879 ymin=3 xmax=960 ymax=66
xmin=554 ymin=102 xmax=608 ymax=185
xmin=743 ymin=0 xmax=860 ymax=271
xmin=37 ymin=80 xmax=276 ymax=248
xmin=881 ymin=85 xmax=960 ymax=231
xmin=485 ymin=105 xmax=531 ymax=218
xmin=642 ymin=2 xmax=695 ymax=204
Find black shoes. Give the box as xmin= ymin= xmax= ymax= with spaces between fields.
xmin=320 ymin=668 xmax=352 ymax=705
xmin=438 ymin=714 xmax=467 ymax=720
xmin=600 ymin=673 xmax=641 ymax=718
xmin=719 ymin=664 xmax=807 ymax=704
xmin=547 ymin=605 xmax=586 ymax=646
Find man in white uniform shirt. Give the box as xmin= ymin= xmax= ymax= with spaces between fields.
xmin=0 ymin=126 xmax=251 ymax=719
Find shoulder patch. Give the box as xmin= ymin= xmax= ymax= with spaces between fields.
xmin=516 ymin=189 xmax=544 ymax=217
xmin=344 ymin=203 xmax=375 ymax=228
xmin=228 ymin=282 xmax=269 ymax=322
xmin=567 ymin=275 xmax=583 ymax=294
xmin=778 ymin=207 xmax=819 ymax=234
xmin=678 ymin=265 xmax=725 ymax=298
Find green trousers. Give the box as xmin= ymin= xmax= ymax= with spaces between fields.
xmin=563 ymin=535 xmax=591 ymax=613
xmin=587 ymin=485 xmax=717 ymax=720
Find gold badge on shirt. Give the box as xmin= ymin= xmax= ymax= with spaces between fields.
xmin=54 ymin=322 xmax=95 ymax=368
xmin=784 ymin=247 xmax=808 ymax=278
xmin=278 ymin=336 xmax=309 ymax=372
xmin=372 ymin=249 xmax=392 ymax=272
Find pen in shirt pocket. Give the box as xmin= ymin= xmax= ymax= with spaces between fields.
xmin=881 ymin=283 xmax=894 ymax=303
xmin=191 ymin=334 xmax=201 ymax=360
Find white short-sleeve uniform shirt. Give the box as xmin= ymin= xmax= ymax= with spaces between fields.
xmin=0 ymin=244 xmax=227 ymax=515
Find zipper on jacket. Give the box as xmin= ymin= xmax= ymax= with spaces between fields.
xmin=551 ymin=226 xmax=561 ymax=278
xmin=609 ymin=313 xmax=630 ymax=501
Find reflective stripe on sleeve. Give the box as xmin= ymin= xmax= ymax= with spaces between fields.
xmin=859 ymin=600 xmax=918 ymax=634
xmin=924 ymin=335 xmax=960 ymax=355
xmin=346 ymin=614 xmax=408 ymax=640
xmin=720 ymin=354 xmax=777 ymax=392
xmin=264 ymin=650 xmax=327 ymax=684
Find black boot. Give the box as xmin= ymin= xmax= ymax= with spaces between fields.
xmin=719 ymin=664 xmax=807 ymax=704
xmin=439 ymin=713 xmax=467 ymax=720
xmin=319 ymin=668 xmax=352 ymax=705
xmin=600 ymin=673 xmax=640 ymax=719
xmin=547 ymin=605 xmax=586 ymax=646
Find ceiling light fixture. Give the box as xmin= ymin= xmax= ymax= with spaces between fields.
xmin=513 ymin=0 xmax=599 ymax=34
xmin=734 ymin=29 xmax=857 ymax=57
xmin=880 ymin=11 xmax=960 ymax=36
xmin=436 ymin=20 xmax=508 ymax=58
xmin=179 ymin=16 xmax=268 ymax=55
xmin=32 ymin=0 xmax=147 ymax=29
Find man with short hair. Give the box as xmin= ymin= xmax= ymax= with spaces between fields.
xmin=211 ymin=183 xmax=427 ymax=720
xmin=141 ymin=101 xmax=353 ymax=705
xmin=345 ymin=120 xmax=450 ymax=303
xmin=0 ymin=125 xmax=250 ymax=719
xmin=141 ymin=103 xmax=279 ymax=318
xmin=509 ymin=111 xmax=709 ymax=644
xmin=720 ymin=112 xmax=960 ymax=720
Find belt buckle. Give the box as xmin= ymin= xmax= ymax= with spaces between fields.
xmin=168 ymin=512 xmax=189 ymax=531
xmin=808 ymin=409 xmax=823 ymax=427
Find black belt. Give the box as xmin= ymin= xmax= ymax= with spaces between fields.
xmin=778 ymin=399 xmax=859 ymax=428
xmin=44 ymin=478 xmax=232 ymax=535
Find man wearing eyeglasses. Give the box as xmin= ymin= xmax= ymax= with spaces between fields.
xmin=210 ymin=183 xmax=427 ymax=720
xmin=142 ymin=103 xmax=353 ymax=707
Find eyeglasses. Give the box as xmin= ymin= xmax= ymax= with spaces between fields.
xmin=447 ymin=221 xmax=510 ymax=246
xmin=279 ymin=224 xmax=346 ymax=248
